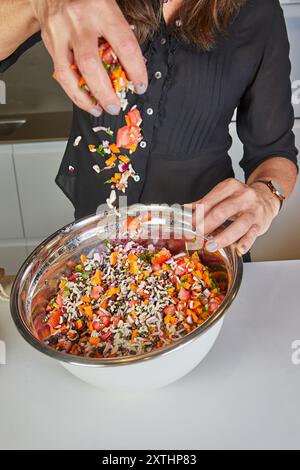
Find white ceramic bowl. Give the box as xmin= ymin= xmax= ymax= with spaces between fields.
xmin=10 ymin=205 xmax=243 ymax=390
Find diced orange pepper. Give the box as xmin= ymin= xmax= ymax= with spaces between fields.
xmin=84 ymin=305 xmax=93 ymax=319
xmin=105 ymin=155 xmax=117 ymax=167
xmin=109 ymin=144 xmax=120 ymax=153
xmin=130 ymin=261 xmax=139 ymax=275
xmin=75 ymin=319 xmax=83 ymax=330
xmin=89 ymin=336 xmax=100 ymax=345
xmin=124 ymin=217 xmax=141 ymax=232
xmin=91 ymin=269 xmax=102 ymax=286
xmin=129 ymin=144 xmax=137 ymax=153
xmin=131 ymin=329 xmax=138 ymax=341
xmin=128 ymin=253 xmax=138 ymax=262
xmin=110 ymin=251 xmax=118 ymax=265
xmin=80 ymin=254 xmax=87 ymax=264
xmin=164 ymin=314 xmax=176 ymax=325
xmin=81 ymin=296 xmax=91 ymax=304
xmin=59 ymin=279 xmax=68 ymax=289
xmin=119 ymin=155 xmax=130 ymax=164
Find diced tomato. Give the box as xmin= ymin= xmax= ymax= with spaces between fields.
xmin=174 ymin=260 xmax=188 ymax=276
xmin=178 ymin=287 xmax=190 ymax=301
xmin=93 ymin=315 xmax=111 ymax=331
xmin=112 ymin=316 xmax=121 ymax=328
xmin=137 ymin=289 xmax=150 ymax=299
xmin=152 ymin=263 xmax=161 ymax=272
xmin=127 ymin=107 xmax=142 ymax=127
xmin=37 ymin=324 xmax=51 ymax=340
xmin=152 ymin=248 xmax=172 ymax=265
xmin=208 ymin=299 xmax=220 ymax=314
xmin=101 ymin=329 xmax=112 ymax=341
xmin=116 ymin=125 xmax=142 ymax=150
xmin=163 ymin=305 xmax=176 ymax=316
xmin=56 ymin=294 xmax=63 ymax=309
xmin=48 ymin=311 xmax=62 ymax=328
xmin=124 ymin=217 xmax=141 ymax=232
xmin=91 ymin=286 xmax=103 ymax=300
xmin=100 ymin=42 xmax=117 ymax=65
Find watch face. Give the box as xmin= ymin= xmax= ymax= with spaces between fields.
xmin=270 ymin=179 xmax=285 ymax=198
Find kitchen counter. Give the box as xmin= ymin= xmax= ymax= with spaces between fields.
xmin=0 ymin=260 xmax=300 ymax=450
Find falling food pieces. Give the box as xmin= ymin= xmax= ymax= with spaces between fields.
xmin=106 ymin=189 xmax=117 ymax=210
xmin=89 ymin=144 xmax=97 ymax=153
xmin=73 ymin=136 xmax=82 ymax=147
xmin=93 ymin=165 xmax=101 ymax=174
xmin=72 ymin=38 xmax=144 ymax=212
xmin=92 ymin=126 xmax=114 ymax=136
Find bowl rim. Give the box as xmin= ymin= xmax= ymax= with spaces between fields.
xmin=10 ymin=209 xmax=243 ymax=368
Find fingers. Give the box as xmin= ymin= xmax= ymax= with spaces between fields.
xmin=206 ymin=214 xmax=254 ymax=251
xmin=54 ymin=60 xmax=103 ymax=116
xmin=40 ymin=0 xmax=148 ymax=115
xmin=72 ymin=33 xmax=121 ymax=114
xmin=236 ymin=224 xmax=261 ymax=255
xmin=98 ymin=0 xmax=148 ymax=93
xmin=43 ymin=30 xmax=103 ymax=116
xmin=203 ymin=197 xmax=242 ymax=236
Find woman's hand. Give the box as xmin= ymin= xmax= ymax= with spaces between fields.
xmin=187 ymin=178 xmax=281 ymax=254
xmin=30 ymin=0 xmax=148 ymax=116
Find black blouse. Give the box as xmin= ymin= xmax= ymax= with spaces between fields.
xmin=0 ymin=0 xmax=298 ymax=219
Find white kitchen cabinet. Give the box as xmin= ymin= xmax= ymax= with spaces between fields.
xmin=0 ymin=145 xmax=24 ymax=239
xmin=13 ymin=141 xmax=74 ymax=239
xmin=229 ymin=119 xmax=300 ymax=261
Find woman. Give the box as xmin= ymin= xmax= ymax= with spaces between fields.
xmin=0 ymin=0 xmax=298 ymax=257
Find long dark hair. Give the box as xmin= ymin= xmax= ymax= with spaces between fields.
xmin=117 ymin=0 xmax=245 ymax=49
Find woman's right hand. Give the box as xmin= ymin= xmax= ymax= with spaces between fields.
xmin=30 ymin=0 xmax=148 ymax=116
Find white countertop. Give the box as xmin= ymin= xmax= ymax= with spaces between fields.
xmin=0 ymin=260 xmax=300 ymax=450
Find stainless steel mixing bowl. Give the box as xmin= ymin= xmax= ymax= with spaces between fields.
xmin=10 ymin=204 xmax=243 ymax=390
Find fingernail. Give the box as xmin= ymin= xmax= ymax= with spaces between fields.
xmin=89 ymin=107 xmax=102 ymax=117
xmin=107 ymin=104 xmax=121 ymax=115
xmin=237 ymin=244 xmax=247 ymax=255
xmin=135 ymin=83 xmax=147 ymax=95
xmin=206 ymin=241 xmax=219 ymax=252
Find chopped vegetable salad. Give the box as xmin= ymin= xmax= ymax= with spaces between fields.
xmin=35 ymin=240 xmax=227 ymax=358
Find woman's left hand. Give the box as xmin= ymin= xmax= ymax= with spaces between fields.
xmin=187 ymin=178 xmax=281 ymax=254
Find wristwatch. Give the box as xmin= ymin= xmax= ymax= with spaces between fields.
xmin=254 ymin=179 xmax=286 ymax=209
